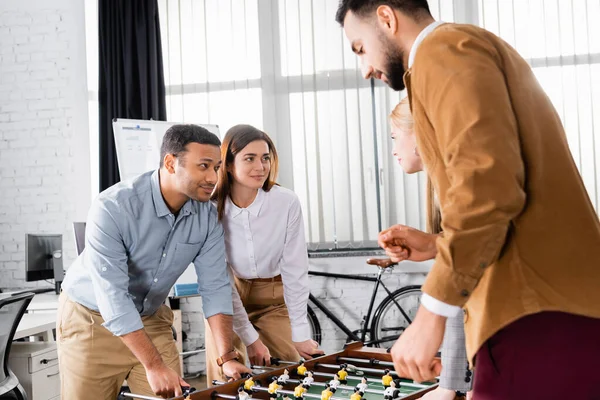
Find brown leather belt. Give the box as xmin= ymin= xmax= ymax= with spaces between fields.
xmin=250 ymin=275 xmax=282 ymax=283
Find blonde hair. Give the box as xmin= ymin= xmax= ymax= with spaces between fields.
xmin=390 ymin=97 xmax=442 ymax=235
xmin=389 ymin=96 xmax=414 ymax=132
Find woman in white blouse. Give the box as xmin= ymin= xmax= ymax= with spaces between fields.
xmin=205 ymin=124 xmax=323 ymax=384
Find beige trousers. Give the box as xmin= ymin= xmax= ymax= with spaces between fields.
xmin=56 ymin=292 xmax=180 ymax=400
xmin=205 ymin=276 xmax=300 ymax=386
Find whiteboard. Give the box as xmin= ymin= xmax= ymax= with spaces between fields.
xmin=112 ymin=118 xmax=220 ymax=182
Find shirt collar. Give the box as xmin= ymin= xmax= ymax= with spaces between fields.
xmin=151 ymin=169 xmax=197 ymax=218
xmin=408 ymin=21 xmax=446 ymax=68
xmin=226 ymin=188 xmax=266 ymax=218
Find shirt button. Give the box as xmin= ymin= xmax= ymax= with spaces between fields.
xmin=154 ymin=278 xmax=158 ymax=283
xmin=479 ymin=262 xmax=486 ymax=268
xmin=460 ymin=289 xmax=469 ymax=297
xmin=144 ymin=299 xmax=148 ymax=302
xmin=163 ymin=253 xmax=166 ymax=257
xmin=101 ymin=267 xmax=107 ymax=272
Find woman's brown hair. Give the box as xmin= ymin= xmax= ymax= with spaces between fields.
xmin=390 ymin=98 xmax=441 ymax=235
xmin=213 ymin=124 xmax=279 ymax=220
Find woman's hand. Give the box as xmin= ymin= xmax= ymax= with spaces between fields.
xmin=294 ymin=339 xmax=324 ymax=360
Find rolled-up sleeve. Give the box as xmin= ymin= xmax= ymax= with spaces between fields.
xmin=414 ymin=32 xmax=526 ymax=306
xmin=194 ymin=213 xmax=233 ymax=318
xmin=85 ymin=201 xmax=143 ymax=336
xmin=280 ymin=197 xmax=311 ymax=343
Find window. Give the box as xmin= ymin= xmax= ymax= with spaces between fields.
xmin=478 ymin=0 xmax=600 ymax=210
xmin=156 ymin=0 xmax=599 ymax=249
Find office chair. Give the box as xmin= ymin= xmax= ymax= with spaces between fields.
xmin=0 ymin=292 xmax=34 ymax=400
xmin=73 ymin=222 xmax=86 ymax=256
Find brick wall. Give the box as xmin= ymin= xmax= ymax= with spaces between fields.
xmin=0 ymin=0 xmax=91 ymax=290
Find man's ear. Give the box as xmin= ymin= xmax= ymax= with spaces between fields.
xmin=375 ymin=5 xmax=398 ymax=34
xmin=164 ymin=153 xmax=176 ymax=174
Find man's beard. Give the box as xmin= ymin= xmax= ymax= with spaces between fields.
xmin=381 ymin=35 xmax=407 ymax=91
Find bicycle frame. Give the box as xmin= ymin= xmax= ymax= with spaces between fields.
xmin=308 ymin=268 xmax=414 ymax=345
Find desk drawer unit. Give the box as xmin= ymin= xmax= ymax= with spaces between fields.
xmin=9 ymin=342 xmax=61 ymax=400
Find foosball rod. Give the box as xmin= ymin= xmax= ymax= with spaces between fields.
xmin=336 ymin=357 xmax=394 ymax=368
xmin=316 ymin=363 xmax=400 ymax=377
xmin=280 ymin=378 xmax=386 ymax=395
xmin=120 ymin=393 xmax=167 ymax=400
xmin=309 ymin=371 xmax=429 ymax=389
xmin=210 ymin=383 xmax=346 ymax=400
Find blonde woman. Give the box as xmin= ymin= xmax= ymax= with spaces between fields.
xmin=386 ymin=98 xmax=472 ymax=400
xmin=204 ymin=124 xmax=323 ymax=385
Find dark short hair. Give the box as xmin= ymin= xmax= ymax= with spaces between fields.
xmin=335 ymin=0 xmax=431 ymax=25
xmin=159 ymin=124 xmax=221 ymax=167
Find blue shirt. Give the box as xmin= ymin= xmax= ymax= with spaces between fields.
xmin=62 ymin=170 xmax=232 ymax=336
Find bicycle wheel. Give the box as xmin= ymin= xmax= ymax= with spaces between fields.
xmin=370 ymin=285 xmax=422 ymax=349
xmin=307 ymin=304 xmax=322 ymax=345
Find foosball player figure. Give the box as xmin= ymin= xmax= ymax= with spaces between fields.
xmin=302 ymin=371 xmax=314 ymax=388
xmin=297 ymin=360 xmax=308 ymax=377
xmin=382 ymin=370 xmax=393 ymax=388
xmin=278 ymin=369 xmax=290 ymax=385
xmin=294 ymin=383 xmax=307 ymax=400
xmin=244 ymin=376 xmax=256 ymax=394
xmin=383 ymin=380 xmax=399 ymax=400
xmin=355 ymin=376 xmax=368 ymax=395
xmin=350 ymin=389 xmax=364 ymax=400
xmin=238 ymin=385 xmax=252 ymax=400
xmin=321 ymin=384 xmax=334 ymax=400
xmin=329 ymin=375 xmax=341 ymax=393
xmin=267 ymin=376 xmax=282 ymax=399
xmin=337 ymin=364 xmax=348 ymax=384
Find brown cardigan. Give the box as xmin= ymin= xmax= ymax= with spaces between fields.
xmin=404 ymin=23 xmax=600 ymax=363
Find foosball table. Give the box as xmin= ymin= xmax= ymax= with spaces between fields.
xmin=122 ymin=343 xmax=446 ymax=400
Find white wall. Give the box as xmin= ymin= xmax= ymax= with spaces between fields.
xmin=0 ymin=0 xmax=91 ymax=289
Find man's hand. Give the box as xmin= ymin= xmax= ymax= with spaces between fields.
xmin=222 ymin=360 xmax=252 ymax=382
xmin=391 ymin=305 xmax=446 ymax=383
xmin=294 ymin=339 xmax=324 ymax=360
xmin=378 ymin=225 xmax=438 ymax=262
xmin=146 ymin=363 xmax=189 ymax=398
xmin=247 ymin=339 xmax=272 ymax=366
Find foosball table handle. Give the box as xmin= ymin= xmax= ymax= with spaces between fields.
xmin=120 ymin=386 xmax=195 ymax=400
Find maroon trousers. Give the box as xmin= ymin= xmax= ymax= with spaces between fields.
xmin=473 ymin=311 xmax=600 ymax=399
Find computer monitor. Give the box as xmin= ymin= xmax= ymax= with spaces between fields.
xmin=25 ymin=234 xmax=64 ymax=294
xmin=73 ymin=222 xmax=86 ymax=255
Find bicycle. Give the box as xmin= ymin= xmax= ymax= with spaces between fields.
xmin=305 ymin=250 xmax=422 ymax=350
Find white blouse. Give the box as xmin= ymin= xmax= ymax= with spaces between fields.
xmin=222 ymin=186 xmax=310 ymax=345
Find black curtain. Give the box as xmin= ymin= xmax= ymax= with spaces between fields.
xmin=98 ymin=0 xmax=167 ymax=191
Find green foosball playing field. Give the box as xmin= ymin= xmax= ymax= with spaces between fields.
xmin=174 ymin=343 xmax=443 ymax=400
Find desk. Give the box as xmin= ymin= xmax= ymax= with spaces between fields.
xmin=15 ymin=313 xmax=56 ymax=341
xmin=27 ymin=293 xmax=59 ymax=312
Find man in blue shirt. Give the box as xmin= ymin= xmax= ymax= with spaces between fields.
xmin=58 ymin=125 xmax=250 ymax=399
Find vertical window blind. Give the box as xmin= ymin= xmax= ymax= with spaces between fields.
xmin=151 ymin=0 xmax=599 ymax=248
